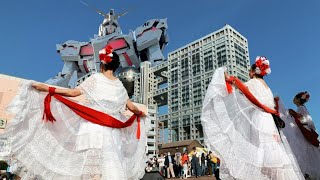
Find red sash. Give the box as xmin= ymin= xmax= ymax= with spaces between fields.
xmin=43 ymin=87 xmax=141 ymax=139
xmin=289 ymin=109 xmax=319 ymax=147
xmin=226 ymin=76 xmax=279 ymax=116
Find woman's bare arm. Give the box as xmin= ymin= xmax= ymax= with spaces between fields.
xmin=126 ymin=99 xmax=146 ymax=117
xmin=32 ymin=83 xmax=81 ymax=97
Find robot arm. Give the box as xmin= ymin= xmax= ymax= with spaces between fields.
xmin=135 ymin=19 xmax=168 ymax=63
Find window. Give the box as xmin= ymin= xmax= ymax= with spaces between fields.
xmin=204 ymin=55 xmax=213 ymax=72
xmin=217 ymin=50 xmax=227 ymax=67
xmin=182 ymin=115 xmax=190 ymax=126
xmin=193 ymin=81 xmax=202 ymax=106
xmin=182 ymin=85 xmax=190 ymax=108
xmin=192 ymin=53 xmax=201 ymax=76
xmin=171 ymin=69 xmax=178 ymax=84
xmin=181 ymin=58 xmax=189 ymax=80
xmin=170 ymin=89 xmax=179 ymax=112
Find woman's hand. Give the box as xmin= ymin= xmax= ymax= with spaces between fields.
xmin=32 ymin=83 xmax=49 ymax=92
xmin=140 ymin=111 xmax=147 ymax=117
xmin=126 ymin=100 xmax=148 ymax=117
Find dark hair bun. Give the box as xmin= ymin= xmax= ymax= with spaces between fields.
xmin=102 ymin=52 xmax=120 ymax=72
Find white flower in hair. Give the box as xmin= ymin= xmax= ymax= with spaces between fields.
xmin=99 ymin=49 xmax=106 ymax=54
xmin=255 ymin=67 xmax=261 ymax=74
xmin=265 ymin=68 xmax=271 ymax=74
xmin=99 ymin=49 xmax=113 ymax=57
xmin=301 ymin=92 xmax=310 ymax=101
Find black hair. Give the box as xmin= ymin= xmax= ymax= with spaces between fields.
xmin=250 ymin=64 xmax=264 ymax=79
xmin=294 ymin=92 xmax=308 ymax=105
xmin=100 ymin=52 xmax=120 ymax=72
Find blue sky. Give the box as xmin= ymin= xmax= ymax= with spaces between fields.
xmin=0 ymin=0 xmax=319 ymax=130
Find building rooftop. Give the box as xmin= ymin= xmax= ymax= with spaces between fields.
xmin=161 ymin=139 xmax=198 ymax=149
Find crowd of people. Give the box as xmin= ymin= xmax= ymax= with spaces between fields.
xmin=145 ymin=147 xmax=220 ymax=179
xmin=0 ymin=155 xmax=17 ymax=180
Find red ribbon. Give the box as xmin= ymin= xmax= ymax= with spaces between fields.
xmin=289 ymin=109 xmax=319 ymax=147
xmin=42 ymin=87 xmax=56 ymax=122
xmin=43 ymin=87 xmax=142 ymax=139
xmin=226 ymin=76 xmax=279 ymax=116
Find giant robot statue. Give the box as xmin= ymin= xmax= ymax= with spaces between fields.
xmin=46 ymin=7 xmax=168 ymax=96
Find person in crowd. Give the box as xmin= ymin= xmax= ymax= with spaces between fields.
xmin=206 ymin=152 xmax=213 ymax=176
xmin=164 ymin=152 xmax=175 ymax=178
xmin=279 ymin=91 xmax=320 ymax=179
xmin=214 ymin=157 xmax=221 ymax=180
xmin=191 ymin=147 xmax=200 ymax=178
xmin=182 ymin=160 xmax=189 ymax=179
xmin=174 ymin=152 xmax=182 ymax=178
xmin=210 ymin=152 xmax=217 ymax=177
xmin=200 ymin=153 xmax=206 ymax=176
xmin=157 ymin=154 xmax=166 ymax=177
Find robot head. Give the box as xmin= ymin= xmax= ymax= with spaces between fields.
xmin=102 ymin=18 xmax=119 ymax=35
xmin=99 ymin=9 xmax=124 ymax=36
xmin=80 ymin=2 xmax=125 ymax=37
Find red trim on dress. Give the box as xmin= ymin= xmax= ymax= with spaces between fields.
xmin=289 ymin=109 xmax=319 ymax=147
xmin=43 ymin=87 xmax=141 ymax=139
xmin=226 ymin=76 xmax=279 ymax=116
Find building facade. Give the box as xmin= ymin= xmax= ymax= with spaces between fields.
xmin=130 ymin=62 xmax=164 ymax=158
xmin=166 ymin=24 xmax=250 ymax=144
xmin=133 ymin=24 xmax=251 ymax=152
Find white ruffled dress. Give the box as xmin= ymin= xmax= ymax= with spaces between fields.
xmin=279 ymin=102 xmax=320 ymax=179
xmin=201 ymin=68 xmax=304 ymax=180
xmin=2 ymin=73 xmax=150 ymax=180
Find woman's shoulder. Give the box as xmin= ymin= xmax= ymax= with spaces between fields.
xmin=245 ymin=78 xmax=258 ymax=86
xmin=82 ymin=73 xmax=100 ymax=83
xmin=87 ymin=72 xmax=99 ymax=78
xmin=95 ymin=73 xmax=121 ymax=84
xmin=246 ymin=78 xmax=270 ymax=90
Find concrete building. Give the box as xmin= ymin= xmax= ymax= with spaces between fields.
xmin=166 ymin=24 xmax=250 ymax=144
xmin=124 ymin=24 xmax=250 ymax=154
xmin=130 ymin=62 xmax=166 ymax=158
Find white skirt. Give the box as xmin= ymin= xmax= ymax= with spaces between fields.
xmin=201 ymin=68 xmax=304 ymax=180
xmin=3 ymin=80 xmax=150 ymax=180
xmin=278 ymin=101 xmax=320 ymax=179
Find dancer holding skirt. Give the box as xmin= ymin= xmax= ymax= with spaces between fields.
xmin=201 ymin=56 xmax=304 ymax=180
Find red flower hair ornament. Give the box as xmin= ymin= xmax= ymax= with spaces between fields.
xmin=99 ymin=45 xmax=113 ymax=64
xmin=255 ymin=56 xmax=271 ymax=76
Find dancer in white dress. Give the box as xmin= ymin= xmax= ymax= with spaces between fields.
xmin=201 ymin=56 xmax=304 ymax=180
xmin=2 ymin=45 xmax=149 ymax=180
xmin=279 ymin=92 xmax=320 ymax=179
